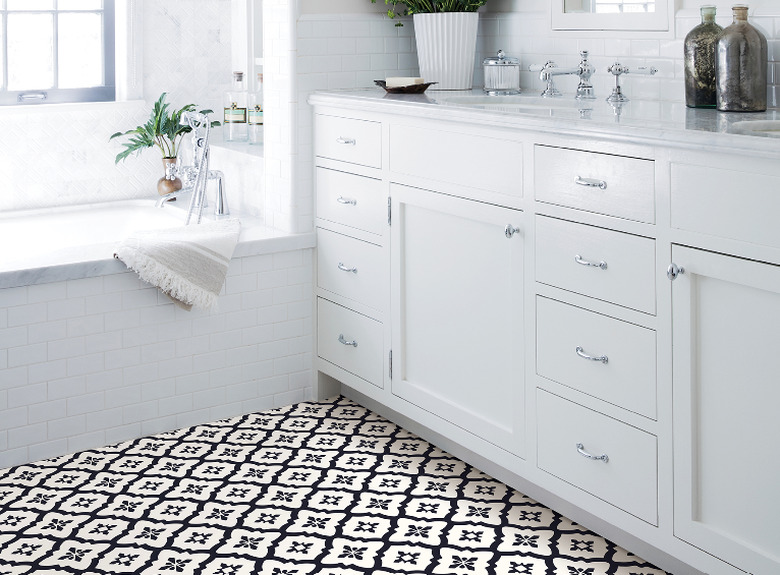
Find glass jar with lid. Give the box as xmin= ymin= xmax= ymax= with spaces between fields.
xmin=483 ymin=50 xmax=521 ymax=96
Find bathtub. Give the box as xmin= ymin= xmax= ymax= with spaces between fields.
xmin=0 ymin=199 xmax=315 ymax=290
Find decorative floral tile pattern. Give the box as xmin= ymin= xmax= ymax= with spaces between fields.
xmin=0 ymin=397 xmax=669 ymax=574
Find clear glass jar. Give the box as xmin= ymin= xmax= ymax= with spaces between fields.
xmin=223 ymin=71 xmax=248 ymax=141
xmin=684 ymin=6 xmax=722 ymax=108
xmin=715 ymin=5 xmax=767 ymax=112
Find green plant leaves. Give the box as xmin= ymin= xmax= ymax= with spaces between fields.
xmin=109 ymin=93 xmax=221 ymax=164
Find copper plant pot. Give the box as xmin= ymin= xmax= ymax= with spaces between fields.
xmin=157 ymin=157 xmax=183 ymax=196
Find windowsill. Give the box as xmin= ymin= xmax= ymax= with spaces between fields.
xmin=0 ymin=98 xmax=146 ymax=115
xmin=210 ymin=132 xmax=265 ymax=158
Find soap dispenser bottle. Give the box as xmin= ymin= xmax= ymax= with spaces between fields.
xmin=715 ymin=4 xmax=767 ymax=112
xmin=223 ymin=71 xmax=248 ymax=141
xmin=684 ymin=5 xmax=722 ymax=108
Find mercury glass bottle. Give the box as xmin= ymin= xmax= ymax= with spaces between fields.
xmin=684 ymin=6 xmax=722 ymax=108
xmin=716 ymin=5 xmax=767 ymax=112
xmin=223 ymin=71 xmax=248 ymax=141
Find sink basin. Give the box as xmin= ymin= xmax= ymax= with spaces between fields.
xmin=432 ymin=93 xmax=594 ymax=119
xmin=730 ymin=120 xmax=780 ymax=138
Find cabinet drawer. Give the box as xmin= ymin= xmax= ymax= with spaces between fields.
xmin=535 ymin=145 xmax=655 ymax=224
xmin=535 ymin=216 xmax=656 ymax=314
xmin=317 ymin=298 xmax=383 ymax=387
xmin=316 ymin=168 xmax=385 ymax=236
xmin=537 ymin=390 xmax=658 ymax=525
xmin=536 ymin=297 xmax=657 ymax=419
xmin=390 ymin=124 xmax=523 ymax=198
xmin=317 ymin=228 xmax=384 ymax=310
xmin=315 ymin=114 xmax=382 ymax=168
xmin=671 ymin=162 xmax=780 ymax=249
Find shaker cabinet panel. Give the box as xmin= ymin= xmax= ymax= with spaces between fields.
xmin=537 ymin=389 xmax=658 ymax=525
xmin=390 ymin=183 xmax=525 ymax=456
xmin=316 ymin=168 xmax=385 ymax=237
xmin=535 ymin=145 xmax=655 ymax=224
xmin=389 ymin=123 xmax=523 ymax=198
xmin=672 ymin=245 xmax=780 ymax=575
xmin=317 ymin=228 xmax=385 ymax=311
xmin=671 ymin=162 xmax=780 ymax=249
xmin=536 ymin=296 xmax=657 ymax=419
xmin=535 ymin=216 xmax=656 ymax=314
xmin=315 ymin=114 xmax=382 ymax=169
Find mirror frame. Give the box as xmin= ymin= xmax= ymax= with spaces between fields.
xmin=551 ymin=0 xmax=673 ymax=32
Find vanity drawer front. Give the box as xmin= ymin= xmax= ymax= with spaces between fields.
xmin=535 ymin=216 xmax=656 ymax=314
xmin=535 ymin=145 xmax=655 ymax=224
xmin=390 ymin=124 xmax=523 ymax=198
xmin=315 ymin=114 xmax=382 ymax=169
xmin=536 ymin=296 xmax=657 ymax=419
xmin=317 ymin=228 xmax=384 ymax=310
xmin=316 ymin=168 xmax=385 ymax=236
xmin=537 ymin=389 xmax=658 ymax=525
xmin=671 ymin=162 xmax=780 ymax=248
xmin=317 ymin=298 xmax=383 ymax=387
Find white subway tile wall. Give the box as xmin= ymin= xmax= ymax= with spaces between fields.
xmin=0 ymin=250 xmax=314 ymax=469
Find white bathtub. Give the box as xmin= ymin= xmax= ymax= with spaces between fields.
xmin=0 ymin=200 xmax=185 ymax=286
xmin=0 ymin=199 xmax=314 ymax=290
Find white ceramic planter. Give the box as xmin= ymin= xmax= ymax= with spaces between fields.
xmin=413 ymin=12 xmax=479 ymax=91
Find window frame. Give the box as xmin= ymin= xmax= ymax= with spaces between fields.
xmin=0 ymin=0 xmax=115 ymax=106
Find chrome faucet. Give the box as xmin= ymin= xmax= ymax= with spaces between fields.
xmin=606 ymin=61 xmax=658 ymax=103
xmin=531 ymin=51 xmax=596 ymax=100
xmin=156 ymin=113 xmax=229 ymax=222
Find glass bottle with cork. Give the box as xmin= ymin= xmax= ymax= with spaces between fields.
xmin=223 ymin=71 xmax=248 ymax=141
xmin=248 ymin=73 xmax=264 ymax=145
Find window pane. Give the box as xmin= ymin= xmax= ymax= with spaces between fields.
xmin=59 ymin=13 xmax=103 ymax=88
xmin=7 ymin=0 xmax=54 ymax=10
xmin=7 ymin=13 xmax=54 ymax=90
xmin=58 ymin=0 xmax=103 ymax=10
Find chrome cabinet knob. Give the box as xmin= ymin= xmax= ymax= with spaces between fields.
xmin=505 ymin=224 xmax=521 ymax=239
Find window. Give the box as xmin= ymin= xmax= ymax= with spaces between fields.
xmin=0 ymin=0 xmax=115 ymax=105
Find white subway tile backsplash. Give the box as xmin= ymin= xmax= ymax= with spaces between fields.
xmin=8 ymin=343 xmax=48 ymax=368
xmin=8 ymin=382 xmax=47 ymax=408
xmin=8 ymin=304 xmax=48 ymax=327
xmin=66 ymin=392 xmax=105 ymax=416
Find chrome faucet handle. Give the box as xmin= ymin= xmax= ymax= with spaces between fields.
xmin=606 ymin=61 xmax=658 ymax=103
xmin=575 ymin=50 xmax=596 ymax=100
xmin=531 ymin=61 xmax=562 ymax=98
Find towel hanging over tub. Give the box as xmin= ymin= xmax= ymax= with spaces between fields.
xmin=114 ymin=219 xmax=241 ymax=310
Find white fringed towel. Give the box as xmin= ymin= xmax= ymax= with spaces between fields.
xmin=114 ymin=219 xmax=241 ymax=310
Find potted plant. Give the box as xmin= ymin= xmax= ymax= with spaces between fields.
xmin=110 ymin=92 xmax=220 ymax=195
xmin=371 ymin=0 xmax=487 ymax=90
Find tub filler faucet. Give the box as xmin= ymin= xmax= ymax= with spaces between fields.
xmin=156 ymin=112 xmax=229 ymax=223
xmin=531 ymin=51 xmax=596 ymax=100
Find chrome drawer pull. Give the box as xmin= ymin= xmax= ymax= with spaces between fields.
xmin=575 ymin=176 xmax=607 ymax=190
xmin=337 ymin=196 xmax=357 ymax=206
xmin=337 ymin=262 xmax=358 ymax=274
xmin=338 ymin=334 xmax=358 ymax=347
xmin=336 ymin=136 xmax=356 ymax=145
xmin=576 ymin=346 xmax=608 ymax=364
xmin=505 ymin=224 xmax=521 ymax=239
xmin=575 ymin=255 xmax=608 ymax=270
xmin=576 ymin=442 xmax=609 ymax=463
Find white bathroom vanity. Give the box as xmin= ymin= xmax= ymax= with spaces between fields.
xmin=309 ymin=88 xmax=780 ymax=575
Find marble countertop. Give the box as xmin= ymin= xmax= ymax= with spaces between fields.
xmin=309 ymin=88 xmax=780 ymax=159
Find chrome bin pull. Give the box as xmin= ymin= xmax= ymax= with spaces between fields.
xmin=575 ymin=176 xmax=607 ymax=190
xmin=337 ymin=196 xmax=357 ymax=206
xmin=336 ymin=136 xmax=356 ymax=145
xmin=575 ymin=255 xmax=608 ymax=270
xmin=576 ymin=443 xmax=609 ymax=463
xmin=575 ymin=346 xmax=608 ymax=364
xmin=338 ymin=334 xmax=358 ymax=347
xmin=337 ymin=262 xmax=358 ymax=274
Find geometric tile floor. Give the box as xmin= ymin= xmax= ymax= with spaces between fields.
xmin=0 ymin=396 xmax=670 ymax=574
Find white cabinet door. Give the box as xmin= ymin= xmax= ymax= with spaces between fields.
xmin=390 ymin=184 xmax=525 ymax=456
xmin=672 ymin=245 xmax=780 ymax=575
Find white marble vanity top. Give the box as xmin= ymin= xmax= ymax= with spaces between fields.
xmin=310 ymin=88 xmax=780 ymax=159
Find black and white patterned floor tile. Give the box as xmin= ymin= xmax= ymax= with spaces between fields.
xmin=0 ymin=396 xmax=669 ymax=575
